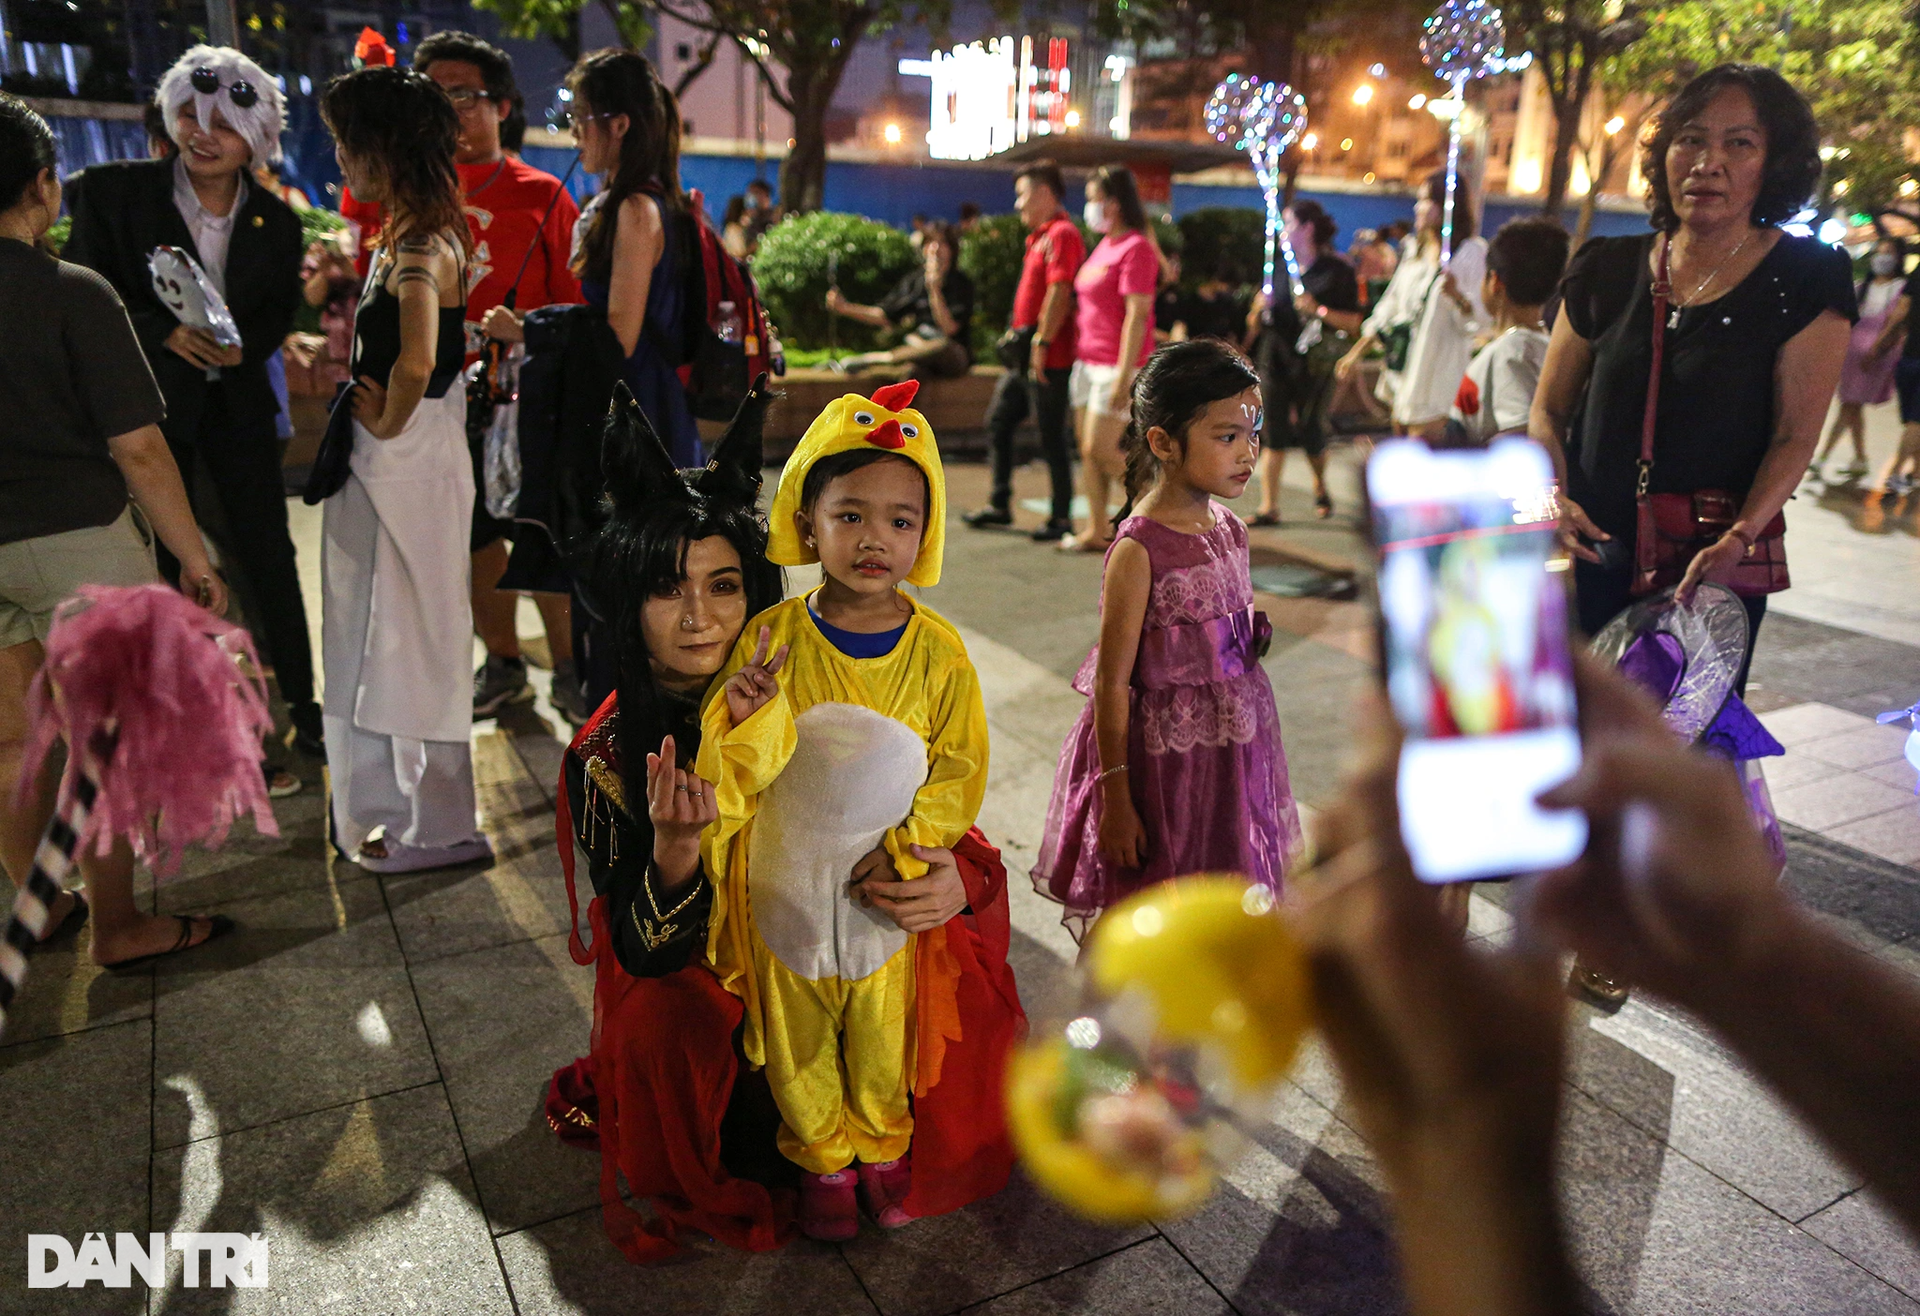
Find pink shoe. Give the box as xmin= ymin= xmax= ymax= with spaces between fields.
xmin=858 ymin=1158 xmax=915 ymax=1229
xmin=799 ymin=1170 xmax=859 ymax=1241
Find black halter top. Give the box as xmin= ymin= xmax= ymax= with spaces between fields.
xmin=350 ymin=245 xmax=468 ymax=399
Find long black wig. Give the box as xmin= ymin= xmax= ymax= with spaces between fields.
xmin=591 ymin=376 xmax=784 ymax=810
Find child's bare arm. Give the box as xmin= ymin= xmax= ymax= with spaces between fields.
xmin=1093 ymin=538 xmax=1152 ymax=867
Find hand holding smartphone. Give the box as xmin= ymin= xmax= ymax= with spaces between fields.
xmin=1366 ymin=438 xmax=1587 ymax=883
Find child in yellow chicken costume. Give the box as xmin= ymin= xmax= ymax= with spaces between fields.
xmin=696 ymin=378 xmax=991 ymax=1241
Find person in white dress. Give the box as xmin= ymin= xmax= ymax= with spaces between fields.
xmin=1337 ymin=174 xmax=1486 ymax=436
xmin=319 ymin=66 xmax=492 ymax=874
xmin=1393 ymin=173 xmax=1488 ymax=435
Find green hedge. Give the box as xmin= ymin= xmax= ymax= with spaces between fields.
xmin=755 ymin=211 xmax=916 ymax=352
xmin=958 ymin=213 xmax=1027 ymax=355
xmin=1177 ymin=207 xmax=1266 ymax=290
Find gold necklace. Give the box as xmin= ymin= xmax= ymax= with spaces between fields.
xmin=1667 ymin=229 xmax=1753 ymax=328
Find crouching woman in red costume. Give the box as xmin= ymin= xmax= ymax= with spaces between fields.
xmin=548 ymin=378 xmax=1025 ymax=1262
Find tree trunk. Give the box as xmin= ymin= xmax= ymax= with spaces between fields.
xmin=1574 ymin=180 xmax=1599 ymax=245
xmin=1541 ymin=96 xmax=1583 ymax=221
xmin=1541 ymin=52 xmax=1594 ymax=222
xmin=551 ymin=10 xmax=581 ymax=65
xmin=779 ymin=71 xmax=835 ymax=213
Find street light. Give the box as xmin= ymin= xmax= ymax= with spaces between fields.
xmin=1408 ymin=93 xmax=1427 ymax=110
xmin=884 ymin=123 xmax=902 ymax=144
xmin=1340 ymin=137 xmax=1354 ymax=152
xmin=1352 ymin=83 xmax=1374 ymax=106
xmin=1301 ymin=132 xmax=1319 ymax=151
xmin=1064 ymin=108 xmax=1081 ymax=128
xmin=1605 ymin=115 xmax=1625 ymax=136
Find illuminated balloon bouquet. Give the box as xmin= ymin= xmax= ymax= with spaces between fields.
xmin=1005 ymin=1 xmax=1517 ymax=1226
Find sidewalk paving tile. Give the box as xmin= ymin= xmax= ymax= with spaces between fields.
xmin=1758 ymin=702 xmax=1879 ymax=746
xmin=0 ymin=923 xmax=151 ymax=1050
xmin=839 ymin=1171 xmax=1153 ymax=1316
xmin=1157 ymin=1085 xmax=1400 ymax=1316
xmin=1803 ymin=1190 xmax=1920 ymax=1300
xmin=1827 ymin=807 xmax=1920 ymax=867
xmin=959 ymin=1239 xmax=1231 ymax=1315
xmin=1795 ymin=722 xmax=1915 ymax=771
xmin=1770 ymin=774 xmax=1916 ymax=832
xmin=149 ymin=1084 xmax=514 ymax=1313
xmin=1863 ymin=759 xmax=1920 ymax=791
xmin=384 ymin=776 xmax=574 ymax=966
xmin=1557 ymin=1088 xmax=1920 ymax=1316
xmin=1571 ymin=1001 xmax=1858 ymax=1222
xmin=410 ymin=933 xmax=600 ymax=1235
xmin=498 ymin=1206 xmax=880 ymax=1315
xmin=0 ymin=1020 xmax=150 ymax=1313
xmin=1763 ymin=750 xmax=1849 ymax=792
xmin=1782 ymin=827 xmax=1920 ymax=945
xmin=151 ymin=875 xmax=437 ymax=1149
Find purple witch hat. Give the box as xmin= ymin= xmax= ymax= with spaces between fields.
xmin=1589 ymin=583 xmax=1783 ymax=761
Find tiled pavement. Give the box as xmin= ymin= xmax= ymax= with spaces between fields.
xmin=4 ymin=405 xmax=1920 ymax=1314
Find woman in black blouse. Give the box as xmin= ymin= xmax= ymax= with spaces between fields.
xmin=1248 ymin=199 xmax=1364 ymax=523
xmin=1532 ymin=64 xmax=1854 ymax=677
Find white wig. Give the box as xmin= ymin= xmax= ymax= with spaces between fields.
xmin=156 ymin=45 xmax=287 ymax=168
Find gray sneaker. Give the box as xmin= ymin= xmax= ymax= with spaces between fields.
xmin=474 ymin=655 xmax=533 ymax=717
xmin=551 ymin=659 xmax=593 ymax=726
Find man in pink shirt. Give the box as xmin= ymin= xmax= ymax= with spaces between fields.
xmin=965 ymin=160 xmax=1085 ymax=542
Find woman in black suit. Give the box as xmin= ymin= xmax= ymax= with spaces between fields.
xmin=63 ymin=45 xmax=319 ymax=776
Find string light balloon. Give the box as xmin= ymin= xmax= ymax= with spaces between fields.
xmin=1205 ymin=74 xmax=1309 ymax=299
xmin=1420 ymin=0 xmax=1508 ymax=259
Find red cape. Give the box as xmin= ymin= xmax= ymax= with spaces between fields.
xmin=550 ymin=700 xmax=1026 ymax=1262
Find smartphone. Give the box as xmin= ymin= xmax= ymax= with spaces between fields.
xmin=1366 ymin=437 xmax=1586 ymax=883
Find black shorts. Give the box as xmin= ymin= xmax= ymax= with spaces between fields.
xmin=1897 ymin=357 xmax=1920 ymax=425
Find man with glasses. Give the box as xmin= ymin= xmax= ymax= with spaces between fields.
xmin=64 ymin=45 xmax=318 ymax=792
xmin=411 ymin=31 xmax=589 ymax=724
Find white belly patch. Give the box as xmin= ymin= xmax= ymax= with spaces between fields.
xmin=747 ymin=702 xmax=928 ymax=982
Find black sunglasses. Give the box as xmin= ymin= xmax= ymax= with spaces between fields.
xmin=190 ymin=67 xmax=259 ymax=109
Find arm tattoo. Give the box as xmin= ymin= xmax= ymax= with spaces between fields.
xmin=394 ymin=268 xmax=442 ymax=295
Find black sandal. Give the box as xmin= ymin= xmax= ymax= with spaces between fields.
xmin=1314 ymin=492 xmax=1334 ymax=519
xmin=1249 ymin=511 xmax=1280 ymax=527
xmin=100 ymin=914 xmax=236 ymax=972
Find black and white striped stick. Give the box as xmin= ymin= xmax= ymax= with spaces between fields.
xmin=0 ymin=730 xmax=111 ymax=1038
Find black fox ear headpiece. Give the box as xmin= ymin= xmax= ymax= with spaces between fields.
xmin=600 ymin=373 xmax=776 ymax=517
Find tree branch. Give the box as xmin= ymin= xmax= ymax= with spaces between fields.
xmin=673 ymin=30 xmax=724 ymax=97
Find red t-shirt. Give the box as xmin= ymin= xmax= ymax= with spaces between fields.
xmin=458 ymin=157 xmax=583 ymax=359
xmin=338 ymin=158 xmax=584 ymax=361
xmin=1010 ymin=213 xmax=1085 ymax=372
xmin=338 ymin=186 xmax=383 ymax=280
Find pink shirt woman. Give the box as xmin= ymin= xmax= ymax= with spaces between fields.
xmin=1061 ymin=164 xmax=1159 ymax=555
xmin=1074 ymin=228 xmax=1158 ymax=369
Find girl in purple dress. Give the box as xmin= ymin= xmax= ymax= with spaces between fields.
xmin=1033 ymin=340 xmax=1303 ymax=939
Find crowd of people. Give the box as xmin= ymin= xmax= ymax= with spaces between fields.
xmin=6 ymin=37 xmax=1920 ymax=1314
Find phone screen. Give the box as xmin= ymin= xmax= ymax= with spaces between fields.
xmin=1367 ymin=438 xmax=1587 ymax=883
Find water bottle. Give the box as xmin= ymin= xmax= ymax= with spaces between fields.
xmin=716 ymin=300 xmax=743 ymax=345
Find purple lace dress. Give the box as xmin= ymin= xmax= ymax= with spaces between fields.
xmin=1032 ymin=508 xmax=1303 ymax=939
